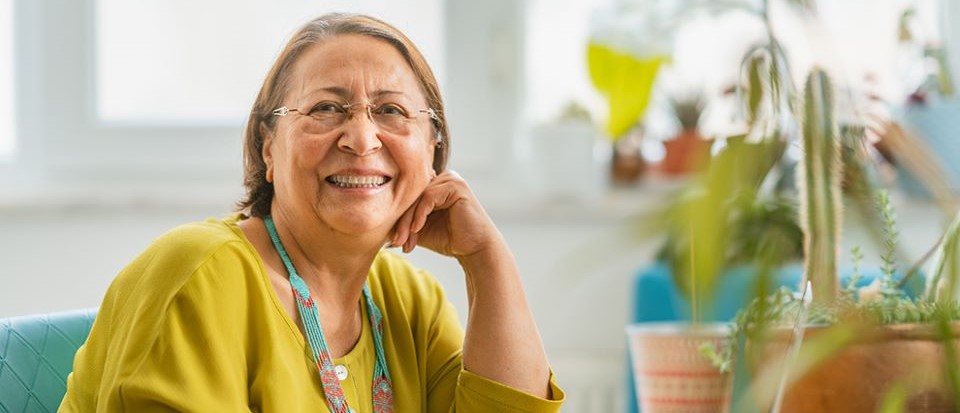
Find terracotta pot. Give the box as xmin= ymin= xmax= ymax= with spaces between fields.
xmin=661 ymin=129 xmax=712 ymax=176
xmin=751 ymin=323 xmax=960 ymax=413
xmin=627 ymin=322 xmax=734 ymax=413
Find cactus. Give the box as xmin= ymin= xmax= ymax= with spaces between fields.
xmin=798 ymin=68 xmax=843 ymax=306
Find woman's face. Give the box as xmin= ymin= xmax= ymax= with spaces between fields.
xmin=265 ymin=34 xmax=436 ymax=238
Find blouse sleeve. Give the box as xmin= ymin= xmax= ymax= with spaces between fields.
xmin=420 ymin=273 xmax=565 ymax=413
xmin=114 ymin=261 xmax=251 ymax=412
xmin=64 ymin=242 xmax=255 ymax=412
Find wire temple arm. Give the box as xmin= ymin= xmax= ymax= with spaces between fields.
xmin=272 ymin=107 xmax=292 ymax=116
xmin=421 ymin=108 xmax=440 ymax=122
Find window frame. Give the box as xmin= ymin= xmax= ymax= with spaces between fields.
xmin=3 ymin=0 xmax=269 ymax=193
xmin=0 ymin=0 xmax=14 ymax=163
xmin=2 ymin=0 xmax=533 ymax=200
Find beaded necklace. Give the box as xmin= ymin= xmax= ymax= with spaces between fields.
xmin=264 ymin=216 xmax=394 ymax=413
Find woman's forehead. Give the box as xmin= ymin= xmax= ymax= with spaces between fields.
xmin=290 ymin=34 xmax=424 ymax=101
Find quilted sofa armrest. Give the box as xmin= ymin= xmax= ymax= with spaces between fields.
xmin=0 ymin=309 xmax=97 ymax=413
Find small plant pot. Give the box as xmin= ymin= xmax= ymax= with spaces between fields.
xmin=626 ymin=322 xmax=734 ymax=413
xmin=750 ymin=322 xmax=960 ymax=413
xmin=611 ymin=131 xmax=646 ymax=185
xmin=660 ymin=129 xmax=712 ymax=176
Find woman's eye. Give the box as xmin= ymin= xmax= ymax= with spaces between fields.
xmin=375 ymin=104 xmax=407 ymax=117
xmin=310 ymin=102 xmax=344 ymax=114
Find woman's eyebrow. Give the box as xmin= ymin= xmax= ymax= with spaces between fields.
xmin=370 ymin=90 xmax=406 ymax=98
xmin=308 ymin=87 xmax=408 ymax=100
xmin=313 ymin=86 xmax=350 ymax=99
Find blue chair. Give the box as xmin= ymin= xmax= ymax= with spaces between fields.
xmin=0 ymin=309 xmax=96 ymax=412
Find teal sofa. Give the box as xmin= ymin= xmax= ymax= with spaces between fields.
xmin=0 ymin=309 xmax=96 ymax=412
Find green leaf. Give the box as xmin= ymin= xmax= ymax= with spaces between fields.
xmin=876 ymin=382 xmax=907 ymax=413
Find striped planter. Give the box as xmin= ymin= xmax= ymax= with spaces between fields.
xmin=626 ymin=322 xmax=733 ymax=413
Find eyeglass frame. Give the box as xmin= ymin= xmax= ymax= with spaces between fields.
xmin=271 ymin=101 xmax=442 ymax=141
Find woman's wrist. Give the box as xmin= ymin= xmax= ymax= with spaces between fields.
xmin=456 ymin=236 xmax=513 ymax=276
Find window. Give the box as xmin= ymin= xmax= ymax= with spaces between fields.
xmin=771 ymin=0 xmax=941 ymax=103
xmin=2 ymin=1 xmax=455 ymax=194
xmin=0 ymin=0 xmax=14 ymax=159
xmin=525 ymin=0 xmax=766 ymax=139
xmin=94 ymin=0 xmax=444 ymax=124
xmin=525 ymin=0 xmax=612 ymax=126
xmin=524 ymin=0 xmax=941 ymax=141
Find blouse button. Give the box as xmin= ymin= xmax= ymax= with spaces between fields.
xmin=335 ymin=364 xmax=348 ymax=381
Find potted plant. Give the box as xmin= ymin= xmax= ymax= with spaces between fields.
xmin=642 ymin=40 xmax=807 ymax=326
xmin=626 ymin=41 xmax=804 ymax=413
xmin=660 ymin=92 xmax=713 ymax=176
xmin=624 ymin=2 xmax=958 ymax=412
xmin=705 ymin=67 xmax=960 ymax=413
xmin=629 ymin=29 xmax=957 ymax=413
xmin=587 ymin=3 xmax=672 ymax=185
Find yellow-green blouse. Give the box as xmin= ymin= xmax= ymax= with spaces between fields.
xmin=59 ymin=215 xmax=564 ymax=412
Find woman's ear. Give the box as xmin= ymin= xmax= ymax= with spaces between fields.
xmin=260 ymin=123 xmax=275 ymax=183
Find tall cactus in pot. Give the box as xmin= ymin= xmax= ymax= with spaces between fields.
xmin=797 ymin=67 xmax=843 ymax=306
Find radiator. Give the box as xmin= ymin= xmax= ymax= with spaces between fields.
xmin=551 ymin=353 xmax=629 ymax=413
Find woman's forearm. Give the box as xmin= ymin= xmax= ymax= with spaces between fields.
xmin=458 ymin=239 xmax=551 ymax=398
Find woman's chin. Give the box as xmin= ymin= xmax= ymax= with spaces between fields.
xmin=324 ymin=214 xmax=393 ymax=240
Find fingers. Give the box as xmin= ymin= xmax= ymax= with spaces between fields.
xmin=411 ymin=187 xmax=449 ymax=234
xmin=403 ymin=231 xmax=418 ymax=254
xmin=390 ymin=173 xmax=444 ymax=248
xmin=392 ymin=171 xmax=469 ymax=253
xmin=392 ymin=201 xmax=417 ymax=248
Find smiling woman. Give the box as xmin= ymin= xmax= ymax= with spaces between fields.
xmin=58 ymin=13 xmax=563 ymax=413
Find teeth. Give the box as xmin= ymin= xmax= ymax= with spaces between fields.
xmin=328 ymin=175 xmax=387 ymax=188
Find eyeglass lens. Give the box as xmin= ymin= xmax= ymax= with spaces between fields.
xmin=296 ymin=102 xmax=427 ymax=136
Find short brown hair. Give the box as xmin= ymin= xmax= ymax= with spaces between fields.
xmin=237 ymin=13 xmax=449 ymax=217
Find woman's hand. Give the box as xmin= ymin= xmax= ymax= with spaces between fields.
xmin=392 ymin=171 xmax=554 ymax=399
xmin=390 ymin=171 xmax=501 ymax=258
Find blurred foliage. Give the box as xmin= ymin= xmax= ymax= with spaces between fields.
xmin=655 ymin=136 xmax=801 ymax=300
xmin=652 ymin=0 xmax=960 ymax=409
xmin=556 ymin=101 xmax=592 ymax=123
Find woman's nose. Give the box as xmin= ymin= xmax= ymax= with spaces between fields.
xmin=337 ymin=112 xmax=383 ymax=156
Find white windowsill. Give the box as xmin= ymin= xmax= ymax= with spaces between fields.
xmin=0 ymin=175 xmax=682 ymax=223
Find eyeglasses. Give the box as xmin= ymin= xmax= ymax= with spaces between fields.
xmin=272 ymin=101 xmax=440 ymax=137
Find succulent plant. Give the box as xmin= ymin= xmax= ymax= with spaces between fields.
xmin=667 ymin=93 xmax=705 ymax=131
xmin=797 ymin=68 xmax=843 ymax=307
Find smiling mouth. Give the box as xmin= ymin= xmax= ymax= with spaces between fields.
xmin=326 ymin=175 xmax=391 ymax=189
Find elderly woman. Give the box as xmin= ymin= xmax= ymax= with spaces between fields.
xmin=60 ymin=13 xmax=563 ymax=413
